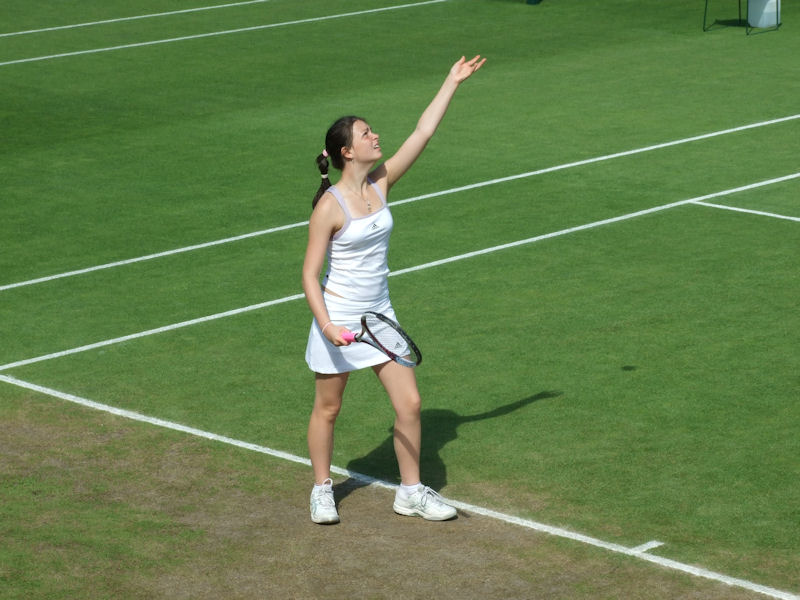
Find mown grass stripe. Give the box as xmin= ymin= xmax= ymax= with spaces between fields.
xmin=2 ymin=171 xmax=797 ymax=373
xmin=0 ymin=1 xmax=447 ymax=67
xmin=0 ymin=0 xmax=272 ymax=37
xmin=2 ymin=114 xmax=798 ymax=293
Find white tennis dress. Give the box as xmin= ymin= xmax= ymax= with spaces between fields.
xmin=305 ymin=180 xmax=399 ymax=374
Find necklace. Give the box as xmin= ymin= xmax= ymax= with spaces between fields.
xmin=345 ymin=185 xmax=372 ymax=213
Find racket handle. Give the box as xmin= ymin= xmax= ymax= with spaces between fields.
xmin=341 ymin=331 xmax=356 ymax=342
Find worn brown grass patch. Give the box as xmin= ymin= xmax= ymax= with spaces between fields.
xmin=0 ymin=390 xmax=767 ymax=599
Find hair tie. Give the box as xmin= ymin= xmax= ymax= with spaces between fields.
xmin=322 ymin=149 xmax=328 ymax=158
xmin=321 ymin=174 xmax=328 ymax=179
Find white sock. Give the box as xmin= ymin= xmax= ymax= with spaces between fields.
xmin=313 ymin=479 xmax=332 ymax=492
xmin=398 ymin=482 xmax=422 ymax=499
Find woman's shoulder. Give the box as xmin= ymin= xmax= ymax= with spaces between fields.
xmin=312 ymin=189 xmax=346 ymax=226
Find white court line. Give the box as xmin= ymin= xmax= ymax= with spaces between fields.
xmin=0 ymin=223 xmax=304 ymax=292
xmin=0 ymin=293 xmax=305 ymax=372
xmin=390 ymin=171 xmax=800 ymax=276
xmin=1 ymin=372 xmax=798 ymax=600
xmin=692 ymin=201 xmax=800 ymax=222
xmin=0 ymin=0 xmax=272 ymax=38
xmin=0 ymin=0 xmax=447 ymax=67
xmin=389 ymin=113 xmax=800 ymax=208
xmin=630 ymin=540 xmax=665 ymax=554
xmin=2 ymin=171 xmax=798 ymax=373
xmin=3 ymin=113 xmax=799 ymax=293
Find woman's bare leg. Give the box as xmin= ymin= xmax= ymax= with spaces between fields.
xmin=308 ymin=372 xmax=349 ymax=484
xmin=373 ymin=361 xmax=422 ymax=485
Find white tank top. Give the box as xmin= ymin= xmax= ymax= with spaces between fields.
xmin=321 ymin=180 xmax=394 ymax=301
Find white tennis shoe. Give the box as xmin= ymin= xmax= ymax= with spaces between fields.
xmin=310 ymin=478 xmax=340 ymax=524
xmin=393 ymin=485 xmax=457 ymax=521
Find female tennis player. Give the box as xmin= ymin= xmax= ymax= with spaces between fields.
xmin=302 ymin=55 xmax=486 ymax=524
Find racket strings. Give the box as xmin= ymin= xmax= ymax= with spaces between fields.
xmin=364 ymin=315 xmax=420 ymax=365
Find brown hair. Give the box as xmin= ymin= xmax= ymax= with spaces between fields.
xmin=312 ymin=115 xmax=366 ymax=209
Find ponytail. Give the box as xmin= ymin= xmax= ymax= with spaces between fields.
xmin=312 ymin=150 xmax=331 ymax=209
xmin=311 ymin=115 xmax=366 ymax=210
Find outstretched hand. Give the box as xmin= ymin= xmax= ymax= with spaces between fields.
xmin=449 ymin=55 xmax=486 ymax=83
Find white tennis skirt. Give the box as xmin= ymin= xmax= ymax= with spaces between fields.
xmin=305 ymin=291 xmax=397 ymax=374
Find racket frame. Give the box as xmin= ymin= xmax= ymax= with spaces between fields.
xmin=348 ymin=311 xmax=422 ymax=368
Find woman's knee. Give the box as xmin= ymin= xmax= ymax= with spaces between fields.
xmin=393 ymin=391 xmax=422 ymax=422
xmin=313 ymin=392 xmax=343 ymax=421
xmin=313 ymin=373 xmax=347 ymax=420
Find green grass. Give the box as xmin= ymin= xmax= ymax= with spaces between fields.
xmin=2 ymin=0 xmax=799 ymax=597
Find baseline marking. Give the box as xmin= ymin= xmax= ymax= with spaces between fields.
xmin=0 ymin=0 xmax=272 ymax=38
xmin=0 ymin=1 xmax=447 ymax=67
xmin=2 ymin=171 xmax=798 ymax=373
xmin=2 ymin=113 xmax=798 ymax=292
xmin=1 ymin=373 xmax=797 ymax=600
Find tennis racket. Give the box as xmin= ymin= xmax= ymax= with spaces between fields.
xmin=341 ymin=311 xmax=422 ymax=368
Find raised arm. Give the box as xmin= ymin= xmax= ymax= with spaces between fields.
xmin=377 ymin=55 xmax=486 ymax=189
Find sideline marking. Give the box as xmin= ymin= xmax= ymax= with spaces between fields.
xmin=0 ymin=223 xmax=303 ymax=292
xmin=0 ymin=293 xmax=305 ymax=372
xmin=0 ymin=1 xmax=272 ymax=37
xmin=390 ymin=171 xmax=800 ymax=276
xmin=2 ymin=113 xmax=798 ymax=292
xmin=0 ymin=1 xmax=447 ymax=67
xmin=1 ymin=372 xmax=798 ymax=600
xmin=2 ymin=171 xmax=798 ymax=373
xmin=389 ymin=113 xmax=800 ymax=208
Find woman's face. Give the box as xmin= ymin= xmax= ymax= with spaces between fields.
xmin=345 ymin=120 xmax=381 ymax=163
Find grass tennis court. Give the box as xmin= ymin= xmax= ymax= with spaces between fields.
xmin=1 ymin=0 xmax=798 ymax=598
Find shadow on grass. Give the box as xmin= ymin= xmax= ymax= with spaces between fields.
xmin=704 ymin=17 xmax=746 ymax=31
xmin=334 ymin=390 xmax=562 ymax=502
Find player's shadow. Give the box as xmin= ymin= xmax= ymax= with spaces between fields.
xmin=334 ymin=390 xmax=562 ymax=502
